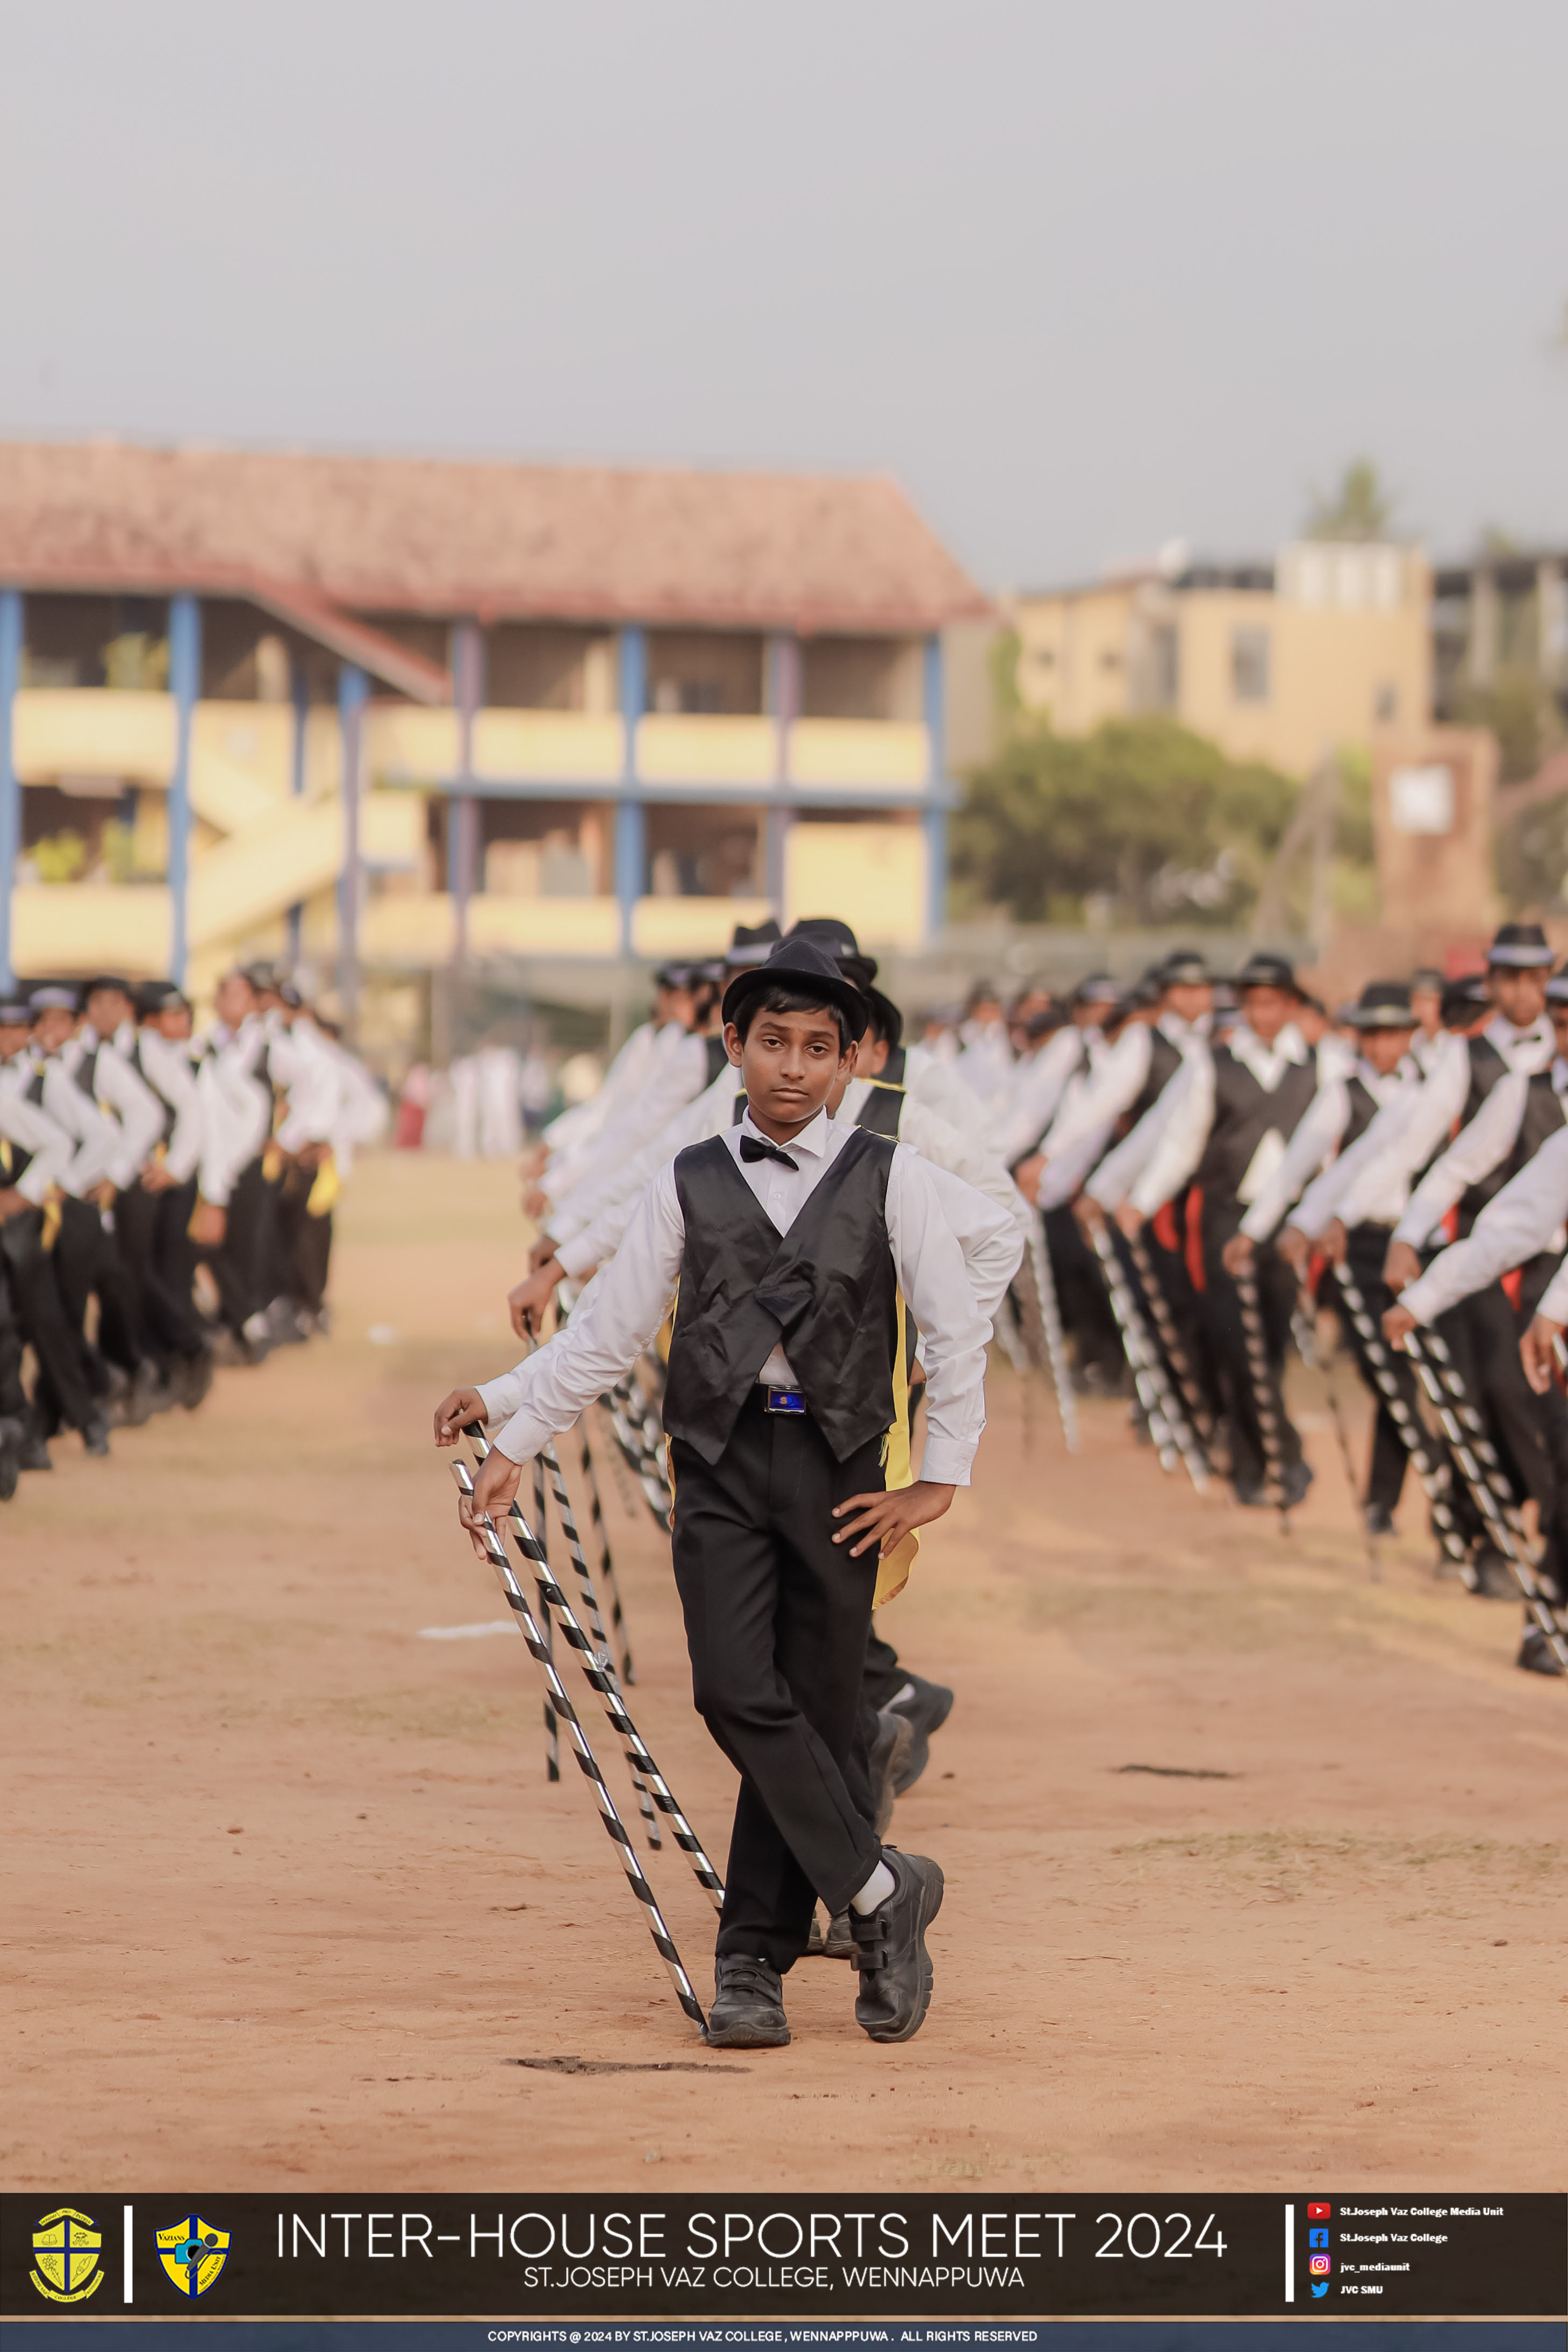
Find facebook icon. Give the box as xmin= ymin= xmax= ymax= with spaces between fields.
xmin=1309 ymin=2228 xmax=1329 ymax=2247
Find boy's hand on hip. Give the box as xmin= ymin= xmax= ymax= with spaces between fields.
xmin=434 ymin=1387 xmax=487 ymax=1446
xmin=832 ymin=1479 xmax=955 ymax=1559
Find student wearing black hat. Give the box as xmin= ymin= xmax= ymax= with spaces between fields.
xmin=436 ymin=936 xmax=988 ymax=2048
xmin=116 ymin=982 xmax=215 ymax=1405
xmin=1236 ymin=983 xmax=1423 ymax=1534
xmin=1114 ymin=953 xmax=1318 ymax=1504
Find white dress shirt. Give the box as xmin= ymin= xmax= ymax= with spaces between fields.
xmin=1127 ymin=1021 xmax=1311 ymax=1218
xmin=0 ymin=1056 xmax=75 ymax=1202
xmin=478 ymin=1105 xmax=991 ymax=1485
xmin=542 ymin=1025 xmax=712 ymax=1211
xmin=1239 ymin=1056 xmax=1416 ymax=1242
xmin=133 ymin=1025 xmax=205 ymax=1185
xmin=38 ymin=1053 xmax=120 ymax=1197
xmin=992 ymin=1025 xmax=1085 ymax=1167
xmin=1392 ymin=1019 xmax=1559 ymax=1249
xmin=70 ymin=1024 xmax=166 ymax=1189
xmin=1400 ymin=1127 xmax=1568 ymax=1324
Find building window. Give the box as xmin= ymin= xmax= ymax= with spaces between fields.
xmin=1231 ymin=626 xmax=1271 ymax=703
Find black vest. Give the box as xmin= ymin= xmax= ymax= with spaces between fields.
xmin=73 ymin=1043 xmax=102 ymax=1100
xmin=854 ymin=1080 xmax=905 ymax=1138
xmin=881 ymin=1046 xmax=907 ymax=1086
xmin=664 ymin=1126 xmax=899 ymax=1465
xmin=1125 ymin=1025 xmax=1185 ymax=1131
xmin=1195 ymin=1043 xmax=1319 ymax=1220
xmin=131 ymin=1034 xmax=180 ymax=1146
xmin=1458 ymin=1060 xmax=1566 ymax=1233
xmin=703 ymin=1033 xmax=729 ymax=1088
xmin=1343 ymin=1071 xmax=1380 ymax=1152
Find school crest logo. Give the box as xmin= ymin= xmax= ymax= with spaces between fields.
xmin=156 ymin=2214 xmax=230 ymax=2297
xmin=30 ymin=2207 xmax=104 ymax=2303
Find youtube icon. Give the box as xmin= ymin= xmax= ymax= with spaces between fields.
xmin=1308 ymin=2203 xmax=1331 ymax=2220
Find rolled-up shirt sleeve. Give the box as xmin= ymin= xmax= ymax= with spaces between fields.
xmin=479 ymin=1166 xmax=685 ymax=1463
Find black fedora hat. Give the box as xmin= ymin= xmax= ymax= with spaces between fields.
xmin=864 ymin=985 xmax=904 ymax=1049
xmin=1347 ymin=981 xmax=1416 ymax=1031
xmin=135 ymin=978 xmax=188 ymax=1017
xmin=1546 ymin=970 xmax=1568 ymax=1007
xmin=1487 ymin=923 xmax=1555 ymax=969
xmin=725 ymin=918 xmax=782 ymax=970
xmin=721 ymin=936 xmax=869 ymax=1036
xmin=785 ymin=916 xmax=878 ymax=992
xmin=1231 ymin=952 xmax=1301 ymax=998
xmin=1441 ymin=975 xmax=1488 ymax=1026
xmin=27 ymin=982 xmax=81 ymax=1013
xmin=1070 ymin=971 xmax=1121 ymax=1009
xmin=1159 ymin=948 xmax=1213 ymax=989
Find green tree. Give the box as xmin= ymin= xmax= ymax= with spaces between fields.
xmin=1304 ymin=459 xmax=1394 ymax=542
xmin=951 ymin=717 xmax=1299 ymax=927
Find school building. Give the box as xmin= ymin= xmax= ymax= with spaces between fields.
xmin=0 ymin=441 xmax=987 ymax=1004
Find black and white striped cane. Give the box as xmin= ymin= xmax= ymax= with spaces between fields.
xmin=1125 ymin=1226 xmax=1219 ymax=1461
xmin=577 ymin=1420 xmax=636 ymax=1685
xmin=449 ymin=1461 xmax=711 ymax=2029
xmin=1233 ymin=1261 xmax=1291 ymax=1524
xmin=540 ymin=1437 xmax=661 ymax=1847
xmin=531 ymin=1456 xmax=561 ymax=1781
xmin=1290 ymin=1287 xmax=1378 ymax=1575
xmin=1027 ymin=1212 xmax=1081 ymax=1454
xmin=1089 ymin=1220 xmax=1209 ymax=1490
xmin=466 ymin=1431 xmax=725 ymax=1900
xmin=1402 ymin=1329 xmax=1568 ymax=1676
xmin=605 ymin=1376 xmax=674 ymax=1533
xmin=1331 ymin=1264 xmax=1470 ymax=1571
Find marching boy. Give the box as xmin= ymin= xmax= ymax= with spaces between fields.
xmin=435 ymin=937 xmax=990 ymax=2048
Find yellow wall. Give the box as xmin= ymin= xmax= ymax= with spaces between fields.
xmin=12 ymin=688 xmax=177 ymax=782
xmin=630 ymin=896 xmax=775 ymax=959
xmin=786 ymin=719 xmax=928 ymax=788
xmin=785 ymin=821 xmax=927 ymax=947
xmin=1013 ymin=586 xmax=1138 ymax=735
xmin=636 ymin=714 xmax=775 ymax=785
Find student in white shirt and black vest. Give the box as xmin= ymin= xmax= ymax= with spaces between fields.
xmin=435 ymin=937 xmax=989 ymax=2050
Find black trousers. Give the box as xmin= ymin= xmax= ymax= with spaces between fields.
xmin=1441 ymin=1257 xmax=1568 ymax=1558
xmin=275 ymin=1161 xmax=332 ymax=1313
xmin=1200 ymin=1223 xmax=1303 ymax=1493
xmin=670 ymin=1392 xmax=884 ymax=1975
xmin=0 ymin=1209 xmax=97 ymax=1432
xmin=207 ymin=1157 xmax=279 ymax=1332
xmin=114 ymin=1177 xmax=208 ymax=1362
xmin=1043 ymin=1205 xmax=1123 ymax=1382
xmin=1324 ymin=1225 xmax=1415 ymax=1515
xmin=53 ymin=1195 xmax=145 ymax=1384
xmin=1140 ymin=1210 xmax=1222 ymax=1427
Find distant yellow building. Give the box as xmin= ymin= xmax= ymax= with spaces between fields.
xmin=1009 ymin=543 xmax=1432 ymax=776
xmin=0 ymin=441 xmax=987 ymax=1004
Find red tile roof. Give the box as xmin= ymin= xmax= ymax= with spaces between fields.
xmin=0 ymin=440 xmax=989 ymax=635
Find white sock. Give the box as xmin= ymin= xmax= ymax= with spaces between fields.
xmin=850 ymin=1859 xmax=896 ymax=1915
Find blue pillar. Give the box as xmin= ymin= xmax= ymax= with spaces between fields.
xmin=287 ymin=657 xmax=310 ymax=963
xmin=451 ymin=619 xmax=484 ymax=966
xmin=0 ymin=589 xmax=20 ymax=990
xmin=615 ymin=626 xmax=647 ymax=955
xmin=167 ymin=595 xmax=202 ymax=985
xmin=337 ymin=664 xmax=369 ymax=1026
xmin=922 ymin=632 xmax=947 ymax=942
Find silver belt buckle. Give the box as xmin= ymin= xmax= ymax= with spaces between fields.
xmin=763 ymin=1386 xmax=806 ymax=1415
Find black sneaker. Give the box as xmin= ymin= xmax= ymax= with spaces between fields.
xmin=174 ymin=1348 xmax=216 ymax=1411
xmin=81 ymin=1412 xmax=112 ymax=1459
xmin=806 ymin=1909 xmax=855 ymax=1960
xmin=705 ymin=1955 xmax=790 ymax=2048
xmin=889 ymin=1674 xmax=954 ymax=1795
xmin=849 ymin=1849 xmax=944 ymax=2043
xmin=869 ymin=1708 xmax=913 ymax=1836
xmin=17 ymin=1418 xmax=52 ymax=1471
xmin=1517 ymin=1625 xmax=1565 ymax=1676
xmin=1364 ymin=1503 xmax=1395 ymax=1539
xmin=1466 ymin=1547 xmax=1520 ymax=1600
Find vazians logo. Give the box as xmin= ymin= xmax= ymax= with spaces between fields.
xmin=30 ymin=2207 xmax=104 ymax=2304
xmin=156 ymin=2215 xmax=231 ymax=2298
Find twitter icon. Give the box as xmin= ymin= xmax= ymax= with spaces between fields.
xmin=1312 ymin=2283 xmax=1330 ymax=2300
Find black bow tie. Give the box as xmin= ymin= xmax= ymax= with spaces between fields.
xmin=740 ymin=1134 xmax=799 ymax=1171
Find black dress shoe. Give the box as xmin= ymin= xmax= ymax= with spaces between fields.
xmin=869 ymin=1708 xmax=913 ymax=1836
xmin=849 ymin=1849 xmax=943 ymax=2043
xmin=174 ymin=1348 xmax=215 ymax=1411
xmin=81 ymin=1413 xmax=112 ymax=1458
xmin=1364 ymin=1503 xmax=1395 ymax=1538
xmin=0 ymin=1418 xmax=20 ymax=1502
xmin=1517 ymin=1625 xmax=1564 ymax=1676
xmin=705 ymin=1955 xmax=790 ymax=2048
xmin=889 ymin=1674 xmax=954 ymax=1794
xmin=17 ymin=1426 xmax=52 ymax=1470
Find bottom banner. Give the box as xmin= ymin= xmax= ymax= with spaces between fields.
xmin=2 ymin=2194 xmax=1563 ymax=2322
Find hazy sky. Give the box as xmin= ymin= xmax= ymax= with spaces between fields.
xmin=2 ymin=1 xmax=1563 ymax=590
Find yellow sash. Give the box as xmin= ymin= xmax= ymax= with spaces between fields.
xmin=874 ymin=1289 xmax=919 ymax=1607
xmin=306 ymin=1151 xmax=340 ymax=1218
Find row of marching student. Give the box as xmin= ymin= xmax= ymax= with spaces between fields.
xmin=0 ymin=961 xmax=385 ymax=1499
xmin=426 ymin=914 xmax=1565 ymax=2060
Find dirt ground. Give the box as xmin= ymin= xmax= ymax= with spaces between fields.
xmin=4 ymin=1151 xmax=1565 ymax=2194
